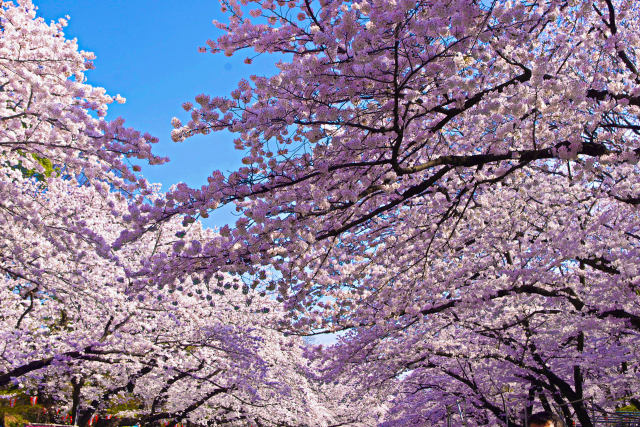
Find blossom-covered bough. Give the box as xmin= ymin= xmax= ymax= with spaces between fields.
xmin=0 ymin=0 xmax=167 ymax=191
xmin=142 ymin=0 xmax=640 ymax=425
xmin=1 ymin=2 xmax=377 ymax=425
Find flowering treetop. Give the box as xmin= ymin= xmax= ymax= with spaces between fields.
xmin=1 ymin=0 xmax=166 ymax=195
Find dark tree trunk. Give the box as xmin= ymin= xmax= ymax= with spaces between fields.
xmin=70 ymin=376 xmax=85 ymax=426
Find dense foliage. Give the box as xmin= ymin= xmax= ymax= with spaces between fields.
xmin=155 ymin=0 xmax=640 ymax=425
xmin=3 ymin=0 xmax=640 ymax=425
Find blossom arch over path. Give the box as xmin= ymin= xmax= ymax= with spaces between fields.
xmin=138 ymin=0 xmax=640 ymax=424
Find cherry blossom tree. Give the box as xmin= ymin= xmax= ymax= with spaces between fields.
xmin=0 ymin=0 xmax=166 ymax=189
xmin=1 ymin=2 xmax=374 ymax=425
xmin=142 ymin=0 xmax=640 ymax=424
xmin=0 ymin=0 xmax=164 ymax=395
xmin=0 ymin=0 xmax=167 ymax=303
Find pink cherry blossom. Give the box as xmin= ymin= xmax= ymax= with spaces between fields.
xmin=145 ymin=0 xmax=640 ymax=424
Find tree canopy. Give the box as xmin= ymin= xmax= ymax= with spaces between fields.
xmin=3 ymin=0 xmax=640 ymax=425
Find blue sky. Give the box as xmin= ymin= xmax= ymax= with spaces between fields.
xmin=33 ymin=0 xmax=282 ymax=227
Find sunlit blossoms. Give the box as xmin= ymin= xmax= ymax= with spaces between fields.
xmin=151 ymin=0 xmax=640 ymax=425
xmin=4 ymin=0 xmax=640 ymax=425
